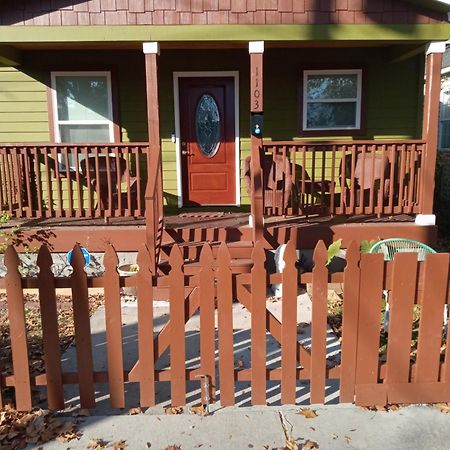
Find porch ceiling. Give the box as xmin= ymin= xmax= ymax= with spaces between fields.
xmin=0 ymin=24 xmax=449 ymax=46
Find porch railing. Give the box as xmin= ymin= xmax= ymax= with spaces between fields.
xmin=0 ymin=143 xmax=149 ymax=219
xmin=262 ymin=140 xmax=425 ymax=217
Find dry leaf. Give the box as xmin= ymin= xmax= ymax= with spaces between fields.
xmin=303 ymin=440 xmax=319 ymax=450
xmin=297 ymin=408 xmax=318 ymax=419
xmin=87 ymin=438 xmax=108 ymax=449
xmin=111 ymin=440 xmax=127 ymax=450
xmin=164 ymin=407 xmax=183 ymax=415
xmin=434 ymin=403 xmax=450 ymax=413
xmin=73 ymin=409 xmax=91 ymax=417
xmin=282 ymin=437 xmax=299 ymax=450
xmin=164 ymin=446 xmax=181 ymax=450
xmin=127 ymin=407 xmax=142 ymax=416
xmin=189 ymin=404 xmax=209 ymax=417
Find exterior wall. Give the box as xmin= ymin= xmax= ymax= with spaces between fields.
xmin=0 ymin=0 xmax=446 ymax=26
xmin=0 ymin=47 xmax=424 ymax=207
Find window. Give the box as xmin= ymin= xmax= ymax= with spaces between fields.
xmin=302 ymin=69 xmax=363 ymax=132
xmin=440 ymin=78 xmax=450 ymax=150
xmin=51 ymin=71 xmax=114 ymax=169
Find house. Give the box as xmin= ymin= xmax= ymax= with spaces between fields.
xmin=0 ymin=0 xmax=449 ymax=268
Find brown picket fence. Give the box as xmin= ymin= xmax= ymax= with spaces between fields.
xmin=0 ymin=241 xmax=450 ymax=412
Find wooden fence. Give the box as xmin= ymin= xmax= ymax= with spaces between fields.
xmin=0 ymin=143 xmax=149 ymax=219
xmin=0 ymin=241 xmax=450 ymax=411
xmin=262 ymin=140 xmax=425 ymax=217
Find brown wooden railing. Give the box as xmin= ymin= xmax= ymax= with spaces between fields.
xmin=1 ymin=242 xmax=450 ymax=411
xmin=0 ymin=143 xmax=149 ymax=219
xmin=262 ymin=140 xmax=425 ymax=217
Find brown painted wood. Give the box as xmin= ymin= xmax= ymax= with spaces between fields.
xmin=179 ymin=77 xmax=236 ymax=206
xmin=70 ymin=244 xmax=95 ymax=408
xmin=422 ymin=51 xmax=443 ymax=214
xmin=355 ymin=253 xmax=384 ymax=400
xmin=169 ymin=244 xmax=186 ymax=406
xmin=385 ymin=253 xmax=418 ymax=384
xmin=281 ymin=240 xmax=297 ymax=404
xmin=37 ymin=246 xmax=64 ymax=410
xmin=339 ymin=241 xmax=361 ymax=403
xmin=136 ymin=244 xmax=156 ymax=406
xmin=217 ymin=243 xmax=234 ymax=405
xmin=103 ymin=245 xmax=125 ymax=408
xmin=199 ymin=243 xmax=216 ymax=403
xmin=416 ymin=254 xmax=449 ymax=383
xmin=251 ymin=241 xmax=266 ymax=405
xmin=310 ymin=241 xmax=328 ymax=404
xmin=4 ymin=246 xmax=32 ymax=411
xmin=250 ymin=52 xmax=263 ymax=113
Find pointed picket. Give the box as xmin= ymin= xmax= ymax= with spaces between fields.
xmin=339 ymin=241 xmax=361 ymax=403
xmin=37 ymin=245 xmax=64 ymax=410
xmin=70 ymin=244 xmax=95 ymax=409
xmin=217 ymin=243 xmax=234 ymax=406
xmin=199 ymin=243 xmax=216 ymax=403
xmin=136 ymin=243 xmax=155 ymax=407
xmin=281 ymin=239 xmax=298 ymax=404
xmin=251 ymin=241 xmax=267 ymax=405
xmin=310 ymin=241 xmax=328 ymax=404
xmin=5 ymin=245 xmax=31 ymax=411
xmin=169 ymin=244 xmax=186 ymax=406
xmin=104 ymin=244 xmax=125 ymax=408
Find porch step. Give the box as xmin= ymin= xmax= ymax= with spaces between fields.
xmin=160 ymin=240 xmax=254 ymax=261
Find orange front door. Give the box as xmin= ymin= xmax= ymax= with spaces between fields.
xmin=179 ymin=77 xmax=236 ymax=206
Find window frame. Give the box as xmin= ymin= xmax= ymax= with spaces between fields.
xmin=50 ymin=70 xmax=115 ymax=147
xmin=300 ymin=68 xmax=365 ymax=135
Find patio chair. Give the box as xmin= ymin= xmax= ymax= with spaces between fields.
xmin=368 ymin=238 xmax=445 ymax=331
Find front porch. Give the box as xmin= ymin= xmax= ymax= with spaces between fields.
xmin=0 ymin=39 xmax=444 ymax=263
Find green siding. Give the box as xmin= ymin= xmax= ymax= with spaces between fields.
xmin=0 ymin=47 xmax=424 ymax=208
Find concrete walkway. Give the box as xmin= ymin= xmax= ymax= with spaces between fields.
xmin=38 ymin=291 xmax=450 ymax=449
xmin=38 ymin=404 xmax=450 ymax=450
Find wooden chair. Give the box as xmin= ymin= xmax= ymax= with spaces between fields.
xmin=80 ymin=155 xmax=138 ymax=214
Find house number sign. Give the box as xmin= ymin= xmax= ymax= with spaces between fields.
xmin=251 ymin=53 xmax=263 ymax=113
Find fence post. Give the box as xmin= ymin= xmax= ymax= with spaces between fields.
xmin=70 ymin=244 xmax=95 ymax=409
xmin=37 ymin=245 xmax=64 ymax=411
xmin=281 ymin=239 xmax=298 ymax=404
xmin=199 ymin=243 xmax=216 ymax=403
xmin=310 ymin=241 xmax=328 ymax=404
xmin=217 ymin=243 xmax=234 ymax=406
xmin=251 ymin=241 xmax=266 ymax=405
xmin=104 ymin=244 xmax=125 ymax=408
xmin=136 ymin=243 xmax=156 ymax=407
xmin=339 ymin=241 xmax=361 ymax=403
xmin=5 ymin=246 xmax=32 ymax=411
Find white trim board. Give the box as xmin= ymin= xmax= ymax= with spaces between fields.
xmin=173 ymin=71 xmax=240 ymax=208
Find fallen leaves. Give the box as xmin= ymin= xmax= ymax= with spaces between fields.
xmin=87 ymin=438 xmax=108 ymax=449
xmin=127 ymin=407 xmax=142 ymax=416
xmin=433 ymin=403 xmax=450 ymax=413
xmin=303 ymin=440 xmax=319 ymax=449
xmin=297 ymin=408 xmax=318 ymax=419
xmin=110 ymin=440 xmax=128 ymax=449
xmin=0 ymin=404 xmax=81 ymax=449
xmin=164 ymin=406 xmax=183 ymax=415
xmin=164 ymin=446 xmax=181 ymax=450
xmin=189 ymin=404 xmax=209 ymax=416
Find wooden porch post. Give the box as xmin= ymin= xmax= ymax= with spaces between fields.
xmin=421 ymin=42 xmax=445 ymax=216
xmin=143 ymin=42 xmax=163 ymax=272
xmin=249 ymin=41 xmax=264 ymax=243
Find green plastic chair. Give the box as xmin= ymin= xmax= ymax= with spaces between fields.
xmin=368 ymin=238 xmax=440 ymax=332
xmin=368 ymin=238 xmax=436 ymax=262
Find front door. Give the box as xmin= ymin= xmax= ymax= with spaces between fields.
xmin=179 ymin=77 xmax=236 ymax=206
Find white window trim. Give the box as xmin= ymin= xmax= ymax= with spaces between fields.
xmin=439 ymin=77 xmax=450 ymax=150
xmin=302 ymin=69 xmax=363 ymax=132
xmin=50 ymin=71 xmax=115 ymax=145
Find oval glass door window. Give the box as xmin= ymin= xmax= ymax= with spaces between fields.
xmin=195 ymin=94 xmax=221 ymax=158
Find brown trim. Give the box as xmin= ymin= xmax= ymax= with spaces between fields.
xmin=46 ymin=68 xmax=122 ymax=144
xmin=298 ymin=65 xmax=368 ymax=137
